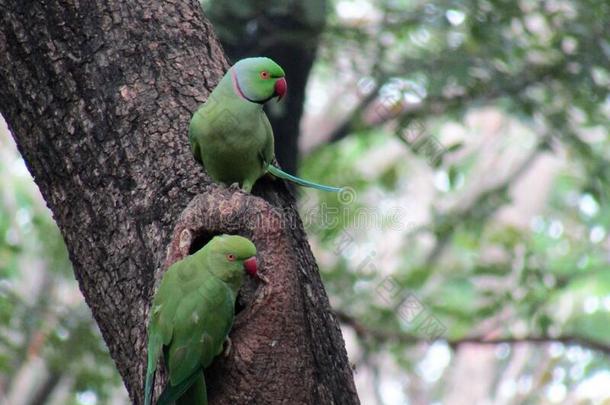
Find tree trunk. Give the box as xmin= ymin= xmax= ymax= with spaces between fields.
xmin=0 ymin=1 xmax=358 ymax=404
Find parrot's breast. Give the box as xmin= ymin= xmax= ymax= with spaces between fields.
xmin=195 ymin=103 xmax=270 ymax=187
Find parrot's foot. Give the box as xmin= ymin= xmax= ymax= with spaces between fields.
xmin=222 ymin=337 xmax=232 ymax=357
xmin=228 ymin=182 xmax=241 ymax=191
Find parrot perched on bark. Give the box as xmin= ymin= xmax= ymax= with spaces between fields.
xmin=189 ymin=57 xmax=342 ymax=193
xmin=144 ymin=235 xmax=258 ymax=405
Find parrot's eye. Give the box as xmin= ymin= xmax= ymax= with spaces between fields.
xmin=260 ymin=71 xmax=269 ymax=79
xmin=226 ymin=254 xmax=236 ymax=262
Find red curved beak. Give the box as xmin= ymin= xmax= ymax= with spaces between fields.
xmin=274 ymin=77 xmax=287 ymax=102
xmin=244 ymin=257 xmax=257 ymax=277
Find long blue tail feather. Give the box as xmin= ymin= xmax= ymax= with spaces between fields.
xmin=267 ymin=165 xmax=342 ymax=192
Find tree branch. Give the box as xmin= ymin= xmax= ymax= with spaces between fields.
xmin=336 ymin=310 xmax=610 ymax=356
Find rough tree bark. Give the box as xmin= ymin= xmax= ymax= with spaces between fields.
xmin=0 ymin=1 xmax=358 ymax=404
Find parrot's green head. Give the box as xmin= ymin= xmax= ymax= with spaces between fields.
xmin=231 ymin=57 xmax=287 ymax=104
xmin=206 ymin=235 xmax=258 ymax=283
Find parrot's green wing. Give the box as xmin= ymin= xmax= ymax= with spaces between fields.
xmin=145 ymin=266 xmax=183 ymax=405
xmin=144 ymin=254 xmax=237 ymax=405
xmin=166 ymin=281 xmax=235 ymax=384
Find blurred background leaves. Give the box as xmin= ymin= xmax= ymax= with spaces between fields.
xmin=2 ymin=0 xmax=609 ymax=403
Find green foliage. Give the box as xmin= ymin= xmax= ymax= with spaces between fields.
xmin=298 ymin=0 xmax=610 ymax=402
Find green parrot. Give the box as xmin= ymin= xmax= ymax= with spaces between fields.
xmin=144 ymin=235 xmax=258 ymax=405
xmin=189 ymin=57 xmax=342 ymax=193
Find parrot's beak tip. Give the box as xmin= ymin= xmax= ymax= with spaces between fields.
xmin=274 ymin=77 xmax=287 ymax=103
xmin=244 ymin=257 xmax=257 ymax=277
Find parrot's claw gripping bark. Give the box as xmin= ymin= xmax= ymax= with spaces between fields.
xmin=223 ymin=337 xmax=232 ymax=357
xmin=228 ymin=182 xmax=241 ymax=191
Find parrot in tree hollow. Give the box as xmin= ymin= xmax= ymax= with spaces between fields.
xmin=189 ymin=57 xmax=342 ymax=193
xmin=144 ymin=235 xmax=258 ymax=405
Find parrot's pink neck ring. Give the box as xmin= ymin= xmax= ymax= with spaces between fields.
xmin=231 ymin=69 xmax=249 ymax=101
xmin=231 ymin=69 xmax=275 ymax=104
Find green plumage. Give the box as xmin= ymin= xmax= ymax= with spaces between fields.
xmin=144 ymin=235 xmax=257 ymax=405
xmin=189 ymin=57 xmax=341 ymax=193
